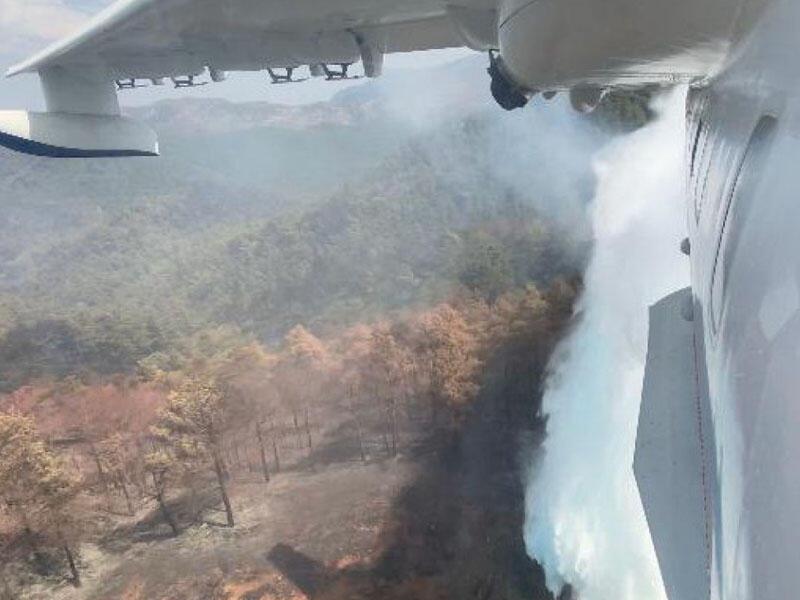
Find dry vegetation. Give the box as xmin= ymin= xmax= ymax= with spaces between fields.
xmin=0 ymin=69 xmax=655 ymax=600
xmin=0 ymin=150 xmax=587 ymax=599
xmin=0 ymin=278 xmax=579 ymax=600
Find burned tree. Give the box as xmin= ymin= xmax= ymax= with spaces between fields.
xmin=143 ymin=448 xmax=180 ymax=536
xmin=0 ymin=412 xmax=83 ymax=586
xmin=151 ymin=377 xmax=236 ymax=527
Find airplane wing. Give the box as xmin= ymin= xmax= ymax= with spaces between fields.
xmin=634 ymin=288 xmax=712 ymax=600
xmin=6 ymin=0 xmax=498 ymax=79
xmin=0 ymin=0 xmax=497 ymax=157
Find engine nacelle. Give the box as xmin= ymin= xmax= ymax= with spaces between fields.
xmin=496 ymin=0 xmax=752 ymax=92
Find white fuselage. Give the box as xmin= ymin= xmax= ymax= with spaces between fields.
xmin=503 ymin=0 xmax=800 ymax=598
xmin=685 ymin=0 xmax=800 ymax=596
xmin=498 ymin=0 xmax=767 ymax=91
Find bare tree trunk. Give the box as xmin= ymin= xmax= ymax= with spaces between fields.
xmin=272 ymin=438 xmax=281 ymax=472
xmin=255 ymin=423 xmax=270 ymax=483
xmin=217 ymin=449 xmax=231 ymax=482
xmin=118 ymin=476 xmax=135 ymax=516
xmin=247 ymin=447 xmax=256 ymax=473
xmin=212 ymin=451 xmax=235 ymax=527
xmin=271 ymin=422 xmax=281 ymax=473
xmin=233 ymin=443 xmax=242 ymax=469
xmin=224 ymin=447 xmax=236 ymax=478
xmin=133 ymin=439 xmax=148 ymax=495
xmin=347 ymin=389 xmax=367 ymax=462
xmin=304 ymin=407 xmax=312 ymax=450
xmin=381 ymin=414 xmax=390 ymax=456
xmin=354 ymin=413 xmax=366 ymax=462
xmin=63 ymin=545 xmax=80 ymax=587
xmin=152 ymin=474 xmax=179 ymax=536
xmin=134 ymin=465 xmax=149 ymax=499
xmin=293 ymin=410 xmax=303 ymax=448
xmin=390 ymin=399 xmax=398 ymax=457
xmin=89 ymin=444 xmax=111 ymax=506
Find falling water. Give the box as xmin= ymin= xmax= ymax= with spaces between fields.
xmin=524 ymin=89 xmax=690 ymax=600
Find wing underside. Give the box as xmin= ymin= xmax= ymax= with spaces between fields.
xmin=2 ymin=0 xmax=496 ymax=156
xmin=7 ymin=0 xmax=493 ymax=79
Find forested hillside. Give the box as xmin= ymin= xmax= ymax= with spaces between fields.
xmin=0 ymin=56 xmax=650 ymax=600
xmin=0 ymin=57 xmax=618 ymax=388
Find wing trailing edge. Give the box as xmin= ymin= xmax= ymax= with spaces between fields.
xmin=634 ymin=287 xmax=711 ymax=600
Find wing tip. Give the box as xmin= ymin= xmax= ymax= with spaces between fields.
xmin=5 ymin=56 xmax=33 ymax=78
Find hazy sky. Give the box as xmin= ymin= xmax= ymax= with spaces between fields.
xmin=0 ymin=0 xmax=475 ymax=109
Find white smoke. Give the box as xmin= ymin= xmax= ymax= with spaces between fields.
xmin=524 ymin=88 xmax=690 ymax=600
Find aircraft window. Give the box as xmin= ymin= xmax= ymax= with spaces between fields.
xmin=689 ymin=117 xmax=704 ymax=179
xmin=710 ymin=115 xmax=778 ymax=334
xmin=687 ymin=89 xmax=710 ymax=181
xmin=692 ymin=115 xmax=714 ymax=222
xmin=686 ymin=89 xmax=710 ymax=222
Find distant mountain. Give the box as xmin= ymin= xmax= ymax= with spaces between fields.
xmin=123 ymin=55 xmax=491 ymax=133
xmin=0 ymin=54 xmax=646 ymax=369
xmin=0 ymin=57 xmax=490 ymax=223
xmin=126 ymin=96 xmax=381 ymax=133
xmin=0 ymin=57 xmax=496 ymax=291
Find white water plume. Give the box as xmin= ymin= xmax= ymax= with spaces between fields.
xmin=524 ymin=89 xmax=689 ymax=600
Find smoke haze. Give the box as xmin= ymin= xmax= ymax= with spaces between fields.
xmin=523 ymin=89 xmax=689 ymax=600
